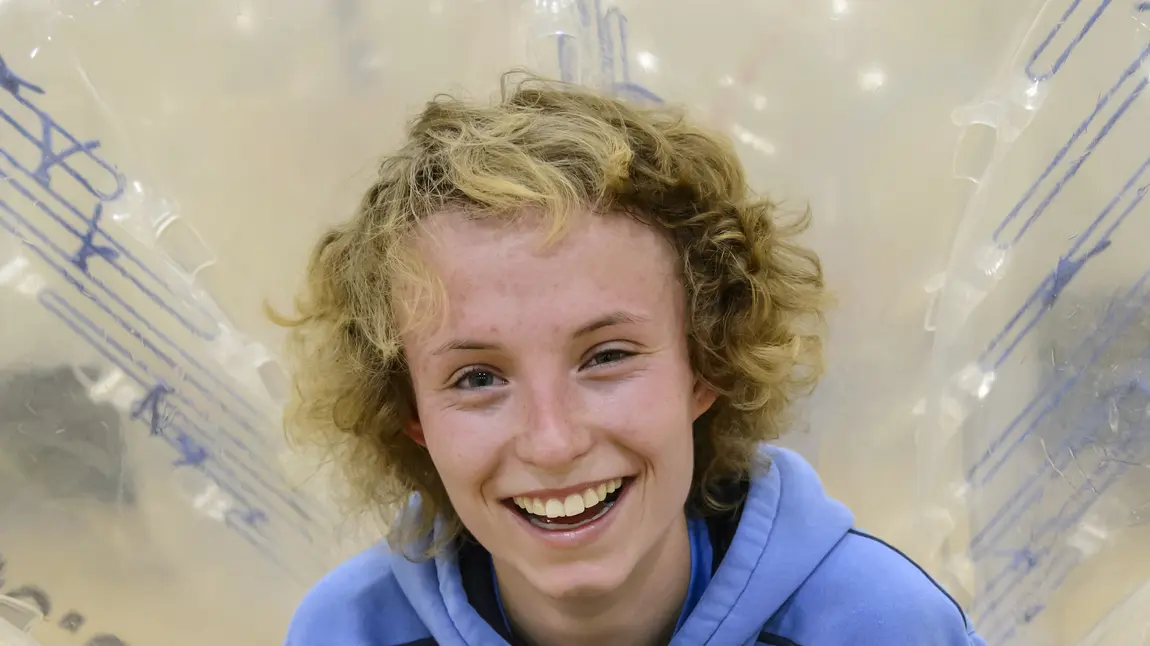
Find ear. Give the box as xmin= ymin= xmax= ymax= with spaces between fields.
xmin=404 ymin=406 xmax=427 ymax=447
xmin=692 ymin=377 xmax=719 ymax=420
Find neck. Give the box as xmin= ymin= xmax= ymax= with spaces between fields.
xmin=493 ymin=515 xmax=692 ymax=646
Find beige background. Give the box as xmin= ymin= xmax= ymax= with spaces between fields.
xmin=0 ymin=0 xmax=1148 ymax=643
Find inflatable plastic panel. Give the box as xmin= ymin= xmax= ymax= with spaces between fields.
xmin=919 ymin=1 xmax=1150 ymax=643
xmin=0 ymin=0 xmax=1146 ymax=644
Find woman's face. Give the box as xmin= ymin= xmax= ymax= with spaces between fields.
xmin=401 ymin=210 xmax=715 ymax=600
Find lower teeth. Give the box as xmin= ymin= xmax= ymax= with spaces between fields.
xmin=527 ymin=500 xmax=616 ymax=530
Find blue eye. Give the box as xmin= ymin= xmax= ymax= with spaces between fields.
xmin=453 ymin=368 xmax=506 ymax=390
xmin=584 ymin=349 xmax=632 ymax=368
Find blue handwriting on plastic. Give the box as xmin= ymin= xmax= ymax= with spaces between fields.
xmin=0 ymin=54 xmax=336 ymax=584
xmin=963 ymin=3 xmax=1150 ymax=640
xmin=557 ymin=1 xmax=662 ymax=103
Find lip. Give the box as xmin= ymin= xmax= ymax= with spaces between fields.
xmin=505 ymin=477 xmax=635 ymax=549
xmin=504 ymin=475 xmax=630 ymax=502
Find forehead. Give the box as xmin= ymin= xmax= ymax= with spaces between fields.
xmin=407 ymin=211 xmax=682 ymax=335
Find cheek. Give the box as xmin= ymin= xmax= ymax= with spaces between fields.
xmin=592 ymin=370 xmax=698 ymax=455
xmin=420 ymin=407 xmax=509 ymax=495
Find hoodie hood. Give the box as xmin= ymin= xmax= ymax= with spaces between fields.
xmin=671 ymin=446 xmax=854 ymax=644
xmin=390 ymin=445 xmax=854 ymax=646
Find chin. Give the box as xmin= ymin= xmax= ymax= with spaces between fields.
xmin=525 ymin=557 xmax=634 ymax=600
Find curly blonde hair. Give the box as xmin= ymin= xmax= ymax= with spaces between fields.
xmin=276 ymin=72 xmax=826 ymax=554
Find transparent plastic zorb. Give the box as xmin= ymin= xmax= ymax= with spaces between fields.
xmin=2 ymin=0 xmax=1149 ymax=644
xmin=918 ymin=1 xmax=1150 ymax=644
xmin=0 ymin=3 xmax=355 ymax=645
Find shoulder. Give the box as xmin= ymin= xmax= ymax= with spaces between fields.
xmin=768 ymin=529 xmax=986 ymax=646
xmin=284 ymin=543 xmax=430 ymax=646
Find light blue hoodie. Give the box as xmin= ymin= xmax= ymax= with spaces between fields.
xmin=285 ymin=446 xmax=987 ymax=645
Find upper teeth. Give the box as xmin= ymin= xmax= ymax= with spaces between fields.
xmin=513 ymin=478 xmax=623 ymax=518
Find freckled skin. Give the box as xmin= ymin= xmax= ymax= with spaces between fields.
xmin=402 ymin=211 xmax=716 ymax=644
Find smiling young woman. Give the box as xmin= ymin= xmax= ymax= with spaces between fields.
xmin=276 ymin=73 xmax=987 ymax=646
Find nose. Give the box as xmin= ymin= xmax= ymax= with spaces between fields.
xmin=514 ymin=374 xmax=592 ymax=470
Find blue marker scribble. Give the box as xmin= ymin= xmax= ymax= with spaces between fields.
xmin=981 ymin=147 xmax=1150 ymax=372
xmin=1025 ymin=0 xmax=1113 ymax=83
xmin=130 ymin=379 xmax=172 ymax=434
xmin=970 ymin=286 xmax=1142 ymax=489
xmin=0 ymin=56 xmax=337 ymax=585
xmin=0 ymin=185 xmax=269 ymax=437
xmin=35 ymin=287 xmax=323 ymax=546
xmin=29 ymin=114 xmax=103 ymax=192
xmin=971 ymin=174 xmax=1150 ymax=486
xmin=979 ymin=474 xmax=1141 ymax=640
xmin=3 ymin=223 xmax=332 ymax=528
xmin=969 ymin=388 xmax=1127 ymax=556
xmin=130 ymin=381 xmax=173 ymax=436
xmin=556 ymin=33 xmax=579 ymax=83
xmin=30 ymin=292 xmax=336 ymax=586
xmin=968 ymin=328 xmax=1150 ymax=639
xmin=979 ymin=410 xmax=1144 ymax=587
xmin=0 ymin=167 xmax=226 ymax=343
xmin=227 ymin=506 xmax=269 ymax=529
xmin=172 ymin=430 xmax=210 ymax=468
xmin=596 ymin=4 xmax=622 ymax=87
xmin=0 ymin=61 xmax=221 ymax=339
xmin=994 ymin=41 xmax=1150 ymax=248
xmin=976 ymin=429 xmax=1147 ymax=642
xmin=964 ymin=10 xmax=1150 ymax=638
xmin=0 ymin=189 xmax=275 ymax=441
xmin=0 ymin=54 xmax=42 ymax=96
xmin=559 ymin=1 xmax=662 ymax=104
xmin=0 ymin=90 xmax=121 ymax=202
xmin=1043 ymin=239 xmax=1111 ymax=309
xmin=71 ymin=202 xmax=121 ymax=273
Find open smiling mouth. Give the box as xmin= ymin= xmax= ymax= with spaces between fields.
xmin=505 ymin=478 xmax=630 ymax=531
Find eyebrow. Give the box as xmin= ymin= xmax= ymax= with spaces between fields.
xmin=432 ymin=310 xmax=649 ymax=356
xmin=573 ymin=311 xmax=649 ymax=338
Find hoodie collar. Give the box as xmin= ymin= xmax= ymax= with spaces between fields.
xmin=673 ymin=446 xmax=854 ymax=645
